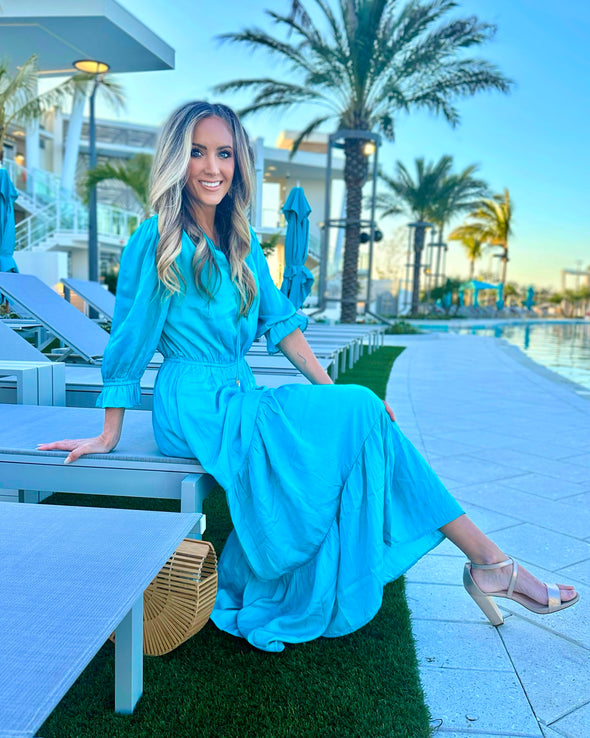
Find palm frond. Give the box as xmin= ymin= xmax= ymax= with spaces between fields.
xmin=85 ymin=153 xmax=152 ymax=216
xmin=450 ymin=189 xmax=513 ymax=247
xmin=265 ymin=10 xmax=351 ymax=91
xmin=218 ymin=28 xmax=319 ymax=79
xmin=289 ymin=115 xmax=331 ymax=157
xmin=0 ymin=55 xmax=39 ymax=110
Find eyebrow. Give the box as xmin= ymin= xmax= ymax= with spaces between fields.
xmin=191 ymin=142 xmax=233 ymax=150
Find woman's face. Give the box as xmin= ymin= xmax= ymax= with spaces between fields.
xmin=186 ymin=115 xmax=235 ymax=212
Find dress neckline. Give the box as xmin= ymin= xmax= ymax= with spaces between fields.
xmin=185 ymin=227 xmax=226 ymax=258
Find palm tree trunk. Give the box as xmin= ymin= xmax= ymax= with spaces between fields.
xmin=469 ymin=259 xmax=475 ymax=280
xmin=500 ymin=247 xmax=508 ymax=284
xmin=411 ymin=224 xmax=427 ymax=314
xmin=340 ymin=138 xmax=368 ymax=323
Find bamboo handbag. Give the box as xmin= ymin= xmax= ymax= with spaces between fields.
xmin=112 ymin=538 xmax=218 ymax=656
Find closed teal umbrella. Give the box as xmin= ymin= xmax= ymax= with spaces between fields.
xmin=280 ymin=186 xmax=314 ymax=308
xmin=0 ymin=169 xmax=19 ymax=273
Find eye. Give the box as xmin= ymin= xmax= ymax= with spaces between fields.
xmin=190 ymin=148 xmax=202 ymax=158
xmin=219 ymin=150 xmax=232 ymax=159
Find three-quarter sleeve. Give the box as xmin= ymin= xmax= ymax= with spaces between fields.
xmin=250 ymin=228 xmax=308 ymax=353
xmin=96 ymin=216 xmax=170 ymax=408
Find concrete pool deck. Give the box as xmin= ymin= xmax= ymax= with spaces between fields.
xmin=384 ymin=332 xmax=590 ymax=738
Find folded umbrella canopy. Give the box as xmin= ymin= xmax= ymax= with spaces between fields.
xmin=280 ymin=186 xmax=314 ymax=309
xmin=0 ymin=168 xmax=19 ymax=273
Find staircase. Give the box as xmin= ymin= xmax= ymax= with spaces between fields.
xmin=8 ymin=159 xmax=141 ymax=254
xmin=15 ymin=199 xmax=140 ymax=253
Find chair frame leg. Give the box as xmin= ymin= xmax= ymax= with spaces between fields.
xmin=181 ymin=473 xmax=216 ymax=539
xmin=115 ymin=594 xmax=143 ymax=714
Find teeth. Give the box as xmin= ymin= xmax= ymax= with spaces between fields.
xmin=201 ymin=181 xmax=221 ymax=189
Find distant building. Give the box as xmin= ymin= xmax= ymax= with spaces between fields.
xmin=561 ymin=267 xmax=590 ymax=291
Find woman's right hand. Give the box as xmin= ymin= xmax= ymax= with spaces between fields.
xmin=37 ymin=407 xmax=125 ymax=464
xmin=37 ymin=435 xmax=117 ymax=464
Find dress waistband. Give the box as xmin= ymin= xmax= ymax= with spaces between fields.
xmin=163 ymin=356 xmax=247 ymax=369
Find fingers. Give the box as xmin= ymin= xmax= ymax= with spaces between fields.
xmin=36 ymin=438 xmax=97 ymax=464
xmin=383 ymin=401 xmax=396 ymax=422
xmin=65 ymin=446 xmax=90 ymax=465
xmin=37 ymin=440 xmax=77 ymax=451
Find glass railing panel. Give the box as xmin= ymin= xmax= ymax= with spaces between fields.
xmin=32 ymin=169 xmax=58 ymax=205
xmin=4 ymin=160 xmax=28 ymax=192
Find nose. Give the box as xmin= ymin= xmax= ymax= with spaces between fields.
xmin=203 ymin=153 xmax=220 ymax=174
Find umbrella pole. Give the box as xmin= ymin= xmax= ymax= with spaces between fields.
xmin=318 ymin=137 xmax=334 ymax=313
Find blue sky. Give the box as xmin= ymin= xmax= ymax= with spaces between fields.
xmin=95 ymin=0 xmax=590 ymax=290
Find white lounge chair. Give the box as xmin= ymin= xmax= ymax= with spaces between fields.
xmin=62 ymin=277 xmax=116 ymax=320
xmin=0 ymin=402 xmax=216 ymax=512
xmin=0 ymin=272 xmax=109 ymax=362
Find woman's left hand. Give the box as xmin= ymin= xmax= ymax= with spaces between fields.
xmin=384 ymin=400 xmax=395 ymax=422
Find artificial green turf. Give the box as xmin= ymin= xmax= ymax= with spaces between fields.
xmin=40 ymin=345 xmax=432 ymax=738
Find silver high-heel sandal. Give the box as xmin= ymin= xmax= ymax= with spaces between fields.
xmin=463 ymin=557 xmax=580 ymax=626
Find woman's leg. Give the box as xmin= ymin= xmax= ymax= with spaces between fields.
xmin=441 ymin=514 xmax=577 ymax=605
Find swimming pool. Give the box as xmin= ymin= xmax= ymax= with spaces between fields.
xmin=448 ymin=321 xmax=590 ymax=392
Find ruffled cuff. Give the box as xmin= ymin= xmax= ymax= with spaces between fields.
xmin=265 ymin=311 xmax=308 ymax=354
xmin=96 ymin=380 xmax=142 ymax=409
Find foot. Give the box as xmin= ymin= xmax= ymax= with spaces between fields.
xmin=471 ymin=558 xmax=577 ymax=606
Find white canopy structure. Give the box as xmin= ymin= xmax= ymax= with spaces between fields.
xmin=0 ymin=0 xmax=174 ymax=76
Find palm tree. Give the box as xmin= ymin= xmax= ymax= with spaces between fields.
xmin=448 ymin=230 xmax=485 ymax=280
xmin=378 ymin=155 xmax=487 ymax=312
xmin=0 ymin=54 xmax=124 ymax=164
xmin=449 ymin=189 xmax=513 ymax=284
xmin=85 ymin=153 xmax=152 ymax=220
xmin=214 ymin=0 xmax=512 ymax=322
xmin=1 ymin=55 xmax=66 ymax=163
xmin=378 ymin=156 xmax=446 ymax=312
xmin=427 ymin=163 xmax=489 ymax=284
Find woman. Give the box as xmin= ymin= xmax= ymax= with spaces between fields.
xmin=39 ymin=102 xmax=578 ymax=652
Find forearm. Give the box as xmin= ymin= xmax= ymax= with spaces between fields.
xmin=278 ymin=328 xmax=333 ymax=385
xmin=101 ymin=407 xmax=125 ymax=448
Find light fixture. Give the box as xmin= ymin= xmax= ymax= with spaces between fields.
xmin=73 ymin=59 xmax=110 ymax=74
xmin=362 ymin=141 xmax=376 ymax=156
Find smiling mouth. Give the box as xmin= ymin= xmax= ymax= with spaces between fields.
xmin=200 ymin=181 xmax=222 ymax=189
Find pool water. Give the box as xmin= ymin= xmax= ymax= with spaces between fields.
xmin=453 ymin=322 xmax=590 ymax=391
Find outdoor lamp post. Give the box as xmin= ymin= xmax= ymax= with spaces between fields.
xmin=73 ymin=59 xmax=110 ymax=283
xmin=318 ymin=130 xmax=381 ymax=317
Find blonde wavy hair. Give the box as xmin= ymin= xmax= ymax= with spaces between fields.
xmin=150 ymin=101 xmax=257 ymax=316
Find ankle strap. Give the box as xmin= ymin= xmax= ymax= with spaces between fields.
xmin=469 ymin=556 xmax=513 ymax=571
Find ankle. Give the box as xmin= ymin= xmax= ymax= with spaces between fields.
xmin=469 ymin=549 xmax=508 ymax=567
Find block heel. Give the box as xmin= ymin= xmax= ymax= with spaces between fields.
xmin=463 ymin=562 xmax=504 ymax=625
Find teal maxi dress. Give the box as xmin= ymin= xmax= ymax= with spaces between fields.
xmin=97 ymin=216 xmax=463 ymax=653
